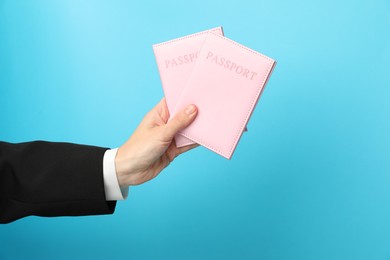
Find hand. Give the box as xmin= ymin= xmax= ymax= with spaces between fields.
xmin=115 ymin=98 xmax=198 ymax=187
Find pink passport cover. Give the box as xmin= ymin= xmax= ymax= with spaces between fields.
xmin=172 ymin=32 xmax=276 ymax=159
xmin=153 ymin=27 xmax=224 ymax=147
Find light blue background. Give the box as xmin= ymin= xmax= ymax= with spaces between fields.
xmin=1 ymin=0 xmax=389 ymax=259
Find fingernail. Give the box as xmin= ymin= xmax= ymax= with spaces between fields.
xmin=185 ymin=105 xmax=196 ymax=115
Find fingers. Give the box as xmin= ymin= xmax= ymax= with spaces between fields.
xmin=163 ymin=104 xmax=198 ymax=139
xmin=143 ymin=98 xmax=170 ymax=126
xmin=156 ymin=98 xmax=170 ymax=122
xmin=166 ymin=143 xmax=200 ymax=163
xmin=176 ymin=143 xmax=199 ymax=156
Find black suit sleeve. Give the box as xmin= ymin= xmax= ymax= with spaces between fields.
xmin=0 ymin=141 xmax=116 ymax=223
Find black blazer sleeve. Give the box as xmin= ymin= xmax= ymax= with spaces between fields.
xmin=0 ymin=141 xmax=116 ymax=223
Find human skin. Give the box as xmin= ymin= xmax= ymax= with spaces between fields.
xmin=115 ymin=98 xmax=198 ymax=187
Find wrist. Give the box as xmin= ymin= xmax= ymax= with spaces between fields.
xmin=115 ymin=146 xmax=140 ymax=187
xmin=115 ymin=147 xmax=129 ymax=187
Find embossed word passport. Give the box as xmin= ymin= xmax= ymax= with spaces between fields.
xmin=153 ymin=27 xmax=224 ymax=147
xmin=172 ymin=32 xmax=276 ymax=159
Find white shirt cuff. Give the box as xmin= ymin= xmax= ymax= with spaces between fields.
xmin=103 ymin=148 xmax=129 ymax=201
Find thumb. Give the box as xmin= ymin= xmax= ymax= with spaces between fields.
xmin=164 ymin=104 xmax=198 ymax=139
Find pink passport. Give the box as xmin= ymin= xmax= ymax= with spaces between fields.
xmin=172 ymin=32 xmax=276 ymax=159
xmin=153 ymin=27 xmax=224 ymax=147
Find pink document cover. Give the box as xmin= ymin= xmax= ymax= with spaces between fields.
xmin=172 ymin=32 xmax=276 ymax=159
xmin=153 ymin=27 xmax=224 ymax=147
